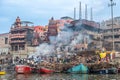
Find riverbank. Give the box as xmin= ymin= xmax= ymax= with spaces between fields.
xmin=0 ymin=72 xmax=120 ymax=80
xmin=0 ymin=50 xmax=119 ymax=74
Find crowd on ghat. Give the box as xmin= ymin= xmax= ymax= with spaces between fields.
xmin=11 ymin=53 xmax=98 ymax=65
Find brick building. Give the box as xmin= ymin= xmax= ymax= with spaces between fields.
xmin=48 ymin=17 xmax=58 ymax=36
xmin=47 ymin=16 xmax=73 ymax=36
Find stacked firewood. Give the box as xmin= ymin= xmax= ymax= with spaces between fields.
xmin=89 ymin=62 xmax=117 ymax=70
xmin=39 ymin=61 xmax=55 ymax=70
xmin=38 ymin=50 xmax=101 ymax=72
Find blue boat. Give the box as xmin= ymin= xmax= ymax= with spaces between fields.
xmin=67 ymin=63 xmax=88 ymax=74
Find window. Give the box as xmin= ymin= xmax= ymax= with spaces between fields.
xmin=5 ymin=38 xmax=8 ymax=44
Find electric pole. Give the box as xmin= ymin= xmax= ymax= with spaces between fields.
xmin=108 ymin=0 xmax=116 ymax=50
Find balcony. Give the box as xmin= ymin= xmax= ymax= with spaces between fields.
xmin=10 ymin=33 xmax=26 ymax=39
xmin=103 ymin=31 xmax=120 ymax=36
xmin=104 ymin=38 xmax=120 ymax=42
xmin=10 ymin=40 xmax=26 ymax=44
xmin=11 ymin=26 xmax=33 ymax=31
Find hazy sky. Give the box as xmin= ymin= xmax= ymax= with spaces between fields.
xmin=0 ymin=0 xmax=120 ymax=33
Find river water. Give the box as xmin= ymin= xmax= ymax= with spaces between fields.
xmin=0 ymin=72 xmax=120 ymax=80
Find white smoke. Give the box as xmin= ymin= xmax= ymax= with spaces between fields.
xmin=56 ymin=29 xmax=73 ymax=45
xmin=31 ymin=24 xmax=91 ymax=58
xmin=35 ymin=43 xmax=55 ymax=56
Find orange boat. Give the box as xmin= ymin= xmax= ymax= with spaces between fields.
xmin=38 ymin=67 xmax=54 ymax=74
xmin=15 ymin=65 xmax=31 ymax=74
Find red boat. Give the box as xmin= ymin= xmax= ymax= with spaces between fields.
xmin=31 ymin=67 xmax=39 ymax=73
xmin=38 ymin=67 xmax=54 ymax=74
xmin=15 ymin=65 xmax=31 ymax=74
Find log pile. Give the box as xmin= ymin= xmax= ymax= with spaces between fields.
xmin=89 ymin=62 xmax=118 ymax=70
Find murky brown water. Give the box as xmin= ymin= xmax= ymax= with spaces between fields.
xmin=0 ymin=72 xmax=120 ymax=80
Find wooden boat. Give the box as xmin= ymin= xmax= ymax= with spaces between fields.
xmin=67 ymin=63 xmax=88 ymax=74
xmin=38 ymin=67 xmax=54 ymax=74
xmin=107 ymin=68 xmax=118 ymax=74
xmin=15 ymin=65 xmax=31 ymax=74
xmin=31 ymin=67 xmax=39 ymax=73
xmin=90 ymin=68 xmax=118 ymax=74
xmin=90 ymin=69 xmax=107 ymax=74
xmin=0 ymin=71 xmax=6 ymax=75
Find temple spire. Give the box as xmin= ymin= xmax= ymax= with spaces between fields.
xmin=15 ymin=16 xmax=21 ymax=27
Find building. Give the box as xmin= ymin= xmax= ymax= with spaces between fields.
xmin=101 ymin=17 xmax=120 ymax=51
xmin=56 ymin=16 xmax=73 ymax=27
xmin=48 ymin=16 xmax=73 ymax=36
xmin=9 ymin=16 xmax=34 ymax=58
xmin=48 ymin=17 xmax=58 ymax=36
xmin=0 ymin=33 xmax=10 ymax=54
xmin=33 ymin=26 xmax=48 ymax=46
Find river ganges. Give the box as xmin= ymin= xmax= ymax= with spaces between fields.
xmin=0 ymin=72 xmax=120 ymax=80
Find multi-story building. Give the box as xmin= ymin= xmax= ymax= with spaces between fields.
xmin=101 ymin=17 xmax=120 ymax=51
xmin=9 ymin=16 xmax=34 ymax=58
xmin=48 ymin=16 xmax=73 ymax=36
xmin=0 ymin=33 xmax=10 ymax=54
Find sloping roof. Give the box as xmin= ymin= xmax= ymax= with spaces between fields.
xmin=34 ymin=26 xmax=44 ymax=33
xmin=0 ymin=33 xmax=9 ymax=37
xmin=61 ymin=16 xmax=73 ymax=20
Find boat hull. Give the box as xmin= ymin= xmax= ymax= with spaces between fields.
xmin=67 ymin=63 xmax=88 ymax=74
xmin=31 ymin=67 xmax=39 ymax=73
xmin=90 ymin=68 xmax=118 ymax=74
xmin=15 ymin=65 xmax=31 ymax=74
xmin=38 ymin=67 xmax=54 ymax=74
xmin=0 ymin=71 xmax=6 ymax=75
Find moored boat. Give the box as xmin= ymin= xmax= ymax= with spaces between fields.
xmin=107 ymin=68 xmax=118 ymax=74
xmin=38 ymin=67 xmax=54 ymax=74
xmin=0 ymin=71 xmax=6 ymax=75
xmin=31 ymin=67 xmax=39 ymax=73
xmin=90 ymin=68 xmax=118 ymax=74
xmin=15 ymin=65 xmax=31 ymax=74
xmin=67 ymin=63 xmax=88 ymax=74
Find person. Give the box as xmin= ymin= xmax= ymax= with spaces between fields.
xmin=0 ymin=66 xmax=1 ymax=71
xmin=102 ymin=47 xmax=106 ymax=52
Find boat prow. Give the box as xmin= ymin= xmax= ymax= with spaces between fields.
xmin=0 ymin=71 xmax=6 ymax=75
xmin=15 ymin=65 xmax=31 ymax=74
xmin=67 ymin=63 xmax=88 ymax=74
